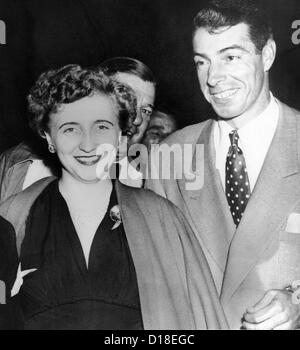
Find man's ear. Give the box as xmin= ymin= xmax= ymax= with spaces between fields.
xmin=262 ymin=38 xmax=276 ymax=72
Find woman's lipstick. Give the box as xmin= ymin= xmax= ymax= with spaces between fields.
xmin=74 ymin=155 xmax=101 ymax=166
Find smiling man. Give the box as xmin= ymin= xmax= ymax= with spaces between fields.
xmin=145 ymin=0 xmax=300 ymax=329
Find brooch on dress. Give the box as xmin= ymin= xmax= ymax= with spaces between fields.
xmin=110 ymin=205 xmax=122 ymax=230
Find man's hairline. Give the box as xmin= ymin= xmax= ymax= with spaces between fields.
xmin=192 ymin=21 xmax=271 ymax=54
xmin=111 ymin=71 xmax=157 ymax=87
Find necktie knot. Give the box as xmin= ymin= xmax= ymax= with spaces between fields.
xmin=229 ymin=130 xmax=239 ymax=147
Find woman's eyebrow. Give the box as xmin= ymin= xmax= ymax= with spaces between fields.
xmin=94 ymin=119 xmax=114 ymax=126
xmin=58 ymin=122 xmax=79 ymax=130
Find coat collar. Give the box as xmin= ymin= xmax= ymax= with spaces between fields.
xmin=6 ymin=142 xmax=39 ymax=169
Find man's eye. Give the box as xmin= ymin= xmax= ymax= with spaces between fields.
xmin=141 ymin=108 xmax=153 ymax=117
xmin=195 ymin=60 xmax=207 ymax=68
xmin=226 ymin=55 xmax=240 ymax=62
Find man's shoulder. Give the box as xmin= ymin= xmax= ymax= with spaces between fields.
xmin=0 ymin=142 xmax=38 ymax=169
xmin=277 ymin=99 xmax=300 ymax=119
xmin=0 ymin=177 xmax=56 ymax=221
xmin=161 ymin=119 xmax=213 ymax=146
xmin=118 ymin=181 xmax=179 ymax=211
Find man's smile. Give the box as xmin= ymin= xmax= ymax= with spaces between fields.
xmin=210 ymin=88 xmax=240 ymax=102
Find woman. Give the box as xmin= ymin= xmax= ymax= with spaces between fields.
xmin=0 ymin=57 xmax=155 ymax=202
xmin=0 ymin=64 xmax=228 ymax=330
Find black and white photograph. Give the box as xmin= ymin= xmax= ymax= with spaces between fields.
xmin=1 ymin=0 xmax=300 ymax=333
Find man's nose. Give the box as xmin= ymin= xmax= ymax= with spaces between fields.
xmin=207 ymin=62 xmax=226 ymax=87
xmin=79 ymin=132 xmax=96 ymax=153
xmin=133 ymin=109 xmax=142 ymax=126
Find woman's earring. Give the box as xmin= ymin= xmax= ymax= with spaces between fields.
xmin=48 ymin=144 xmax=55 ymax=153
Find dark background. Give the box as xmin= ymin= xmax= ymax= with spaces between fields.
xmin=1 ymin=0 xmax=300 ymax=153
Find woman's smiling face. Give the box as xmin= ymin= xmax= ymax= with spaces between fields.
xmin=45 ymin=93 xmax=120 ymax=183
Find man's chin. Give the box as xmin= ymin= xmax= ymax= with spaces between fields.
xmin=212 ymin=105 xmax=243 ymax=121
xmin=217 ymin=114 xmax=239 ymax=122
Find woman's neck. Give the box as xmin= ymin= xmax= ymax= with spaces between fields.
xmin=58 ymin=171 xmax=113 ymax=206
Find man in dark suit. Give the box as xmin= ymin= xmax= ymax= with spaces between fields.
xmin=146 ymin=0 xmax=300 ymax=329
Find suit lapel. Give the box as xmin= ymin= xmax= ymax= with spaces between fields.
xmin=221 ymin=102 xmax=300 ymax=303
xmin=178 ymin=120 xmax=235 ymax=273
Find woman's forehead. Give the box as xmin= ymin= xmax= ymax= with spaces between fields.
xmin=51 ymin=94 xmax=118 ymax=125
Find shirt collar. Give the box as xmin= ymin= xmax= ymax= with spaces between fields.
xmin=213 ymin=93 xmax=279 ymax=189
xmin=214 ymin=92 xmax=279 ymax=149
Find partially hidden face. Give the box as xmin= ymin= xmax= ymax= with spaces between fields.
xmin=113 ymin=72 xmax=155 ymax=144
xmin=45 ymin=93 xmax=121 ymax=183
xmin=142 ymin=113 xmax=177 ymax=149
xmin=193 ymin=22 xmax=273 ymax=121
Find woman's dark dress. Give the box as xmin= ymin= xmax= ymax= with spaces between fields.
xmin=18 ymin=180 xmax=143 ymax=330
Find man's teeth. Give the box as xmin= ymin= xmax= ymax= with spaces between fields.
xmin=213 ymin=89 xmax=238 ymax=99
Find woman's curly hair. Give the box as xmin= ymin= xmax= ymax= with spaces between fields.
xmin=27 ymin=64 xmax=137 ymax=136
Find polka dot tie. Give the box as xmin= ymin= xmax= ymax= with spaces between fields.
xmin=225 ymin=130 xmax=251 ymax=226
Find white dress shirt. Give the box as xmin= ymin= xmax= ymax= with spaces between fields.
xmin=22 ymin=160 xmax=53 ymax=190
xmin=214 ymin=93 xmax=279 ymax=192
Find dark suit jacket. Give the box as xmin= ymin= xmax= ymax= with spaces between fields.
xmin=146 ymin=99 xmax=300 ymax=328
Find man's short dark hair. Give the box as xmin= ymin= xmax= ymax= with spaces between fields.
xmin=98 ymin=57 xmax=156 ymax=85
xmin=193 ymin=0 xmax=273 ymax=52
